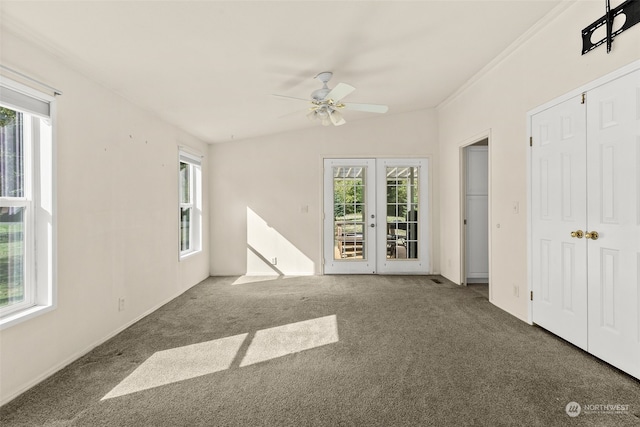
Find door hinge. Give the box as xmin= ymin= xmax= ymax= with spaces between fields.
xmin=464 ymin=219 xmax=467 ymax=225
xmin=529 ymin=136 xmax=533 ymax=147
xmin=530 ymin=291 xmax=533 ymax=301
xmin=581 ymin=93 xmax=586 ymax=104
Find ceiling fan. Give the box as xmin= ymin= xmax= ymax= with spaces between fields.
xmin=273 ymin=72 xmax=388 ymax=126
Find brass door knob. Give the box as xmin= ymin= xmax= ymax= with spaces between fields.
xmin=571 ymin=230 xmax=584 ymax=239
xmin=585 ymin=231 xmax=599 ymax=240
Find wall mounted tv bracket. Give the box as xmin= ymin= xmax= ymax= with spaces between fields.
xmin=582 ymin=0 xmax=640 ymax=55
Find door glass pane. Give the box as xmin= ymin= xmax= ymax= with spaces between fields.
xmin=0 ymin=108 xmax=24 ymax=198
xmin=333 ymin=166 xmax=366 ymax=260
xmin=386 ymin=166 xmax=419 ymax=260
xmin=0 ymin=207 xmax=25 ymax=307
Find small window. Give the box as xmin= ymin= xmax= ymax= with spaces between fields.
xmin=179 ymin=150 xmax=201 ymax=258
xmin=0 ymin=79 xmax=55 ymax=328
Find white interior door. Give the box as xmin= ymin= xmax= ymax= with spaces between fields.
xmin=323 ymin=158 xmax=429 ymax=275
xmin=586 ymin=69 xmax=640 ymax=378
xmin=531 ymin=95 xmax=588 ymax=350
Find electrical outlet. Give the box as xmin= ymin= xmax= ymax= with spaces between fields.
xmin=271 ymin=257 xmax=277 ymax=265
xmin=513 ymin=285 xmax=519 ymax=298
xmin=118 ymin=298 xmax=125 ymax=312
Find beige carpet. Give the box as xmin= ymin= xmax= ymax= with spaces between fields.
xmin=1 ymin=275 xmax=639 ymax=426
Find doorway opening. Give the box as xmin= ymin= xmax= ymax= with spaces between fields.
xmin=460 ymin=138 xmax=490 ymax=299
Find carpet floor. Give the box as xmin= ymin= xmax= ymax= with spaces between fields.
xmin=1 ymin=275 xmax=639 ymax=426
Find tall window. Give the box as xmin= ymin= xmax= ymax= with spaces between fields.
xmin=0 ymin=79 xmax=55 ymax=328
xmin=179 ymin=150 xmax=201 ymax=258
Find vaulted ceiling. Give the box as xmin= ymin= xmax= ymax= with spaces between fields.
xmin=0 ymin=1 xmax=564 ymax=143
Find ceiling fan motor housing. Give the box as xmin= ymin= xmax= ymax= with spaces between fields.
xmin=311 ymin=71 xmax=333 ymax=100
xmin=311 ymin=87 xmax=330 ymax=101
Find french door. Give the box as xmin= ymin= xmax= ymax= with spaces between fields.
xmin=323 ymin=158 xmax=429 ymax=274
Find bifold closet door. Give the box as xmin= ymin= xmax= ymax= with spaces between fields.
xmin=531 ymin=95 xmax=588 ymax=350
xmin=586 ymin=69 xmax=640 ymax=379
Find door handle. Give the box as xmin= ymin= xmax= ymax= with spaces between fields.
xmin=585 ymin=231 xmax=599 ymax=240
xmin=570 ymin=230 xmax=584 ymax=239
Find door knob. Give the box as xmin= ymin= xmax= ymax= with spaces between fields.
xmin=571 ymin=230 xmax=584 ymax=239
xmin=585 ymin=231 xmax=599 ymax=240
xmin=370 ymin=223 xmax=375 ymax=228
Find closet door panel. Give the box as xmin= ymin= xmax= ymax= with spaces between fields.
xmin=531 ymin=96 xmax=588 ymax=350
xmin=587 ymin=69 xmax=640 ymax=379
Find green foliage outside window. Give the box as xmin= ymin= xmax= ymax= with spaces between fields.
xmin=0 ymin=107 xmax=16 ymax=128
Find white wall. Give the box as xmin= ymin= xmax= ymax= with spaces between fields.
xmin=209 ymin=109 xmax=439 ymax=276
xmin=0 ymin=30 xmax=210 ymax=404
xmin=437 ymin=1 xmax=640 ymax=320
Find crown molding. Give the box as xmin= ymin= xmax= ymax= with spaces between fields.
xmin=437 ymin=0 xmax=577 ymax=111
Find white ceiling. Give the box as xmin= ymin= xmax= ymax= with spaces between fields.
xmin=1 ymin=1 xmax=564 ymax=143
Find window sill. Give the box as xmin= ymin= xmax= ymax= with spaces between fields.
xmin=179 ymin=249 xmax=202 ymax=261
xmin=0 ymin=304 xmax=55 ymax=330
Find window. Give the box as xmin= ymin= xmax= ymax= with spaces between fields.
xmin=179 ymin=150 xmax=201 ymax=258
xmin=0 ymin=78 xmax=55 ymax=328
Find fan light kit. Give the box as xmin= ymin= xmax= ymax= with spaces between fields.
xmin=274 ymin=71 xmax=388 ymax=127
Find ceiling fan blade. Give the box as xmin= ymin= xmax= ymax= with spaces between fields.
xmin=325 ymin=83 xmax=355 ymax=102
xmin=329 ymin=110 xmax=346 ymax=126
xmin=342 ymin=102 xmax=388 ymax=114
xmin=272 ymin=94 xmax=310 ymax=102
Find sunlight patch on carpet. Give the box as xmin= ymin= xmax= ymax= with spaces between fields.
xmin=240 ymin=314 xmax=339 ymax=367
xmin=101 ymin=315 xmax=339 ymax=400
xmin=101 ymin=333 xmax=247 ymax=400
xmin=232 ymin=275 xmax=281 ymax=285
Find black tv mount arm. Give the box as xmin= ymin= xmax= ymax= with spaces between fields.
xmin=581 ymin=0 xmax=640 ymax=55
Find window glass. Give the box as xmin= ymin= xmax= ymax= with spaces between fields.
xmin=0 ymin=108 xmax=24 ymax=198
xmin=180 ymin=207 xmax=191 ymax=252
xmin=0 ymin=106 xmax=27 ymax=310
xmin=179 ymin=161 xmax=189 ymax=204
xmin=0 ymin=207 xmax=25 ymax=308
xmin=178 ymin=151 xmax=201 ymax=258
xmin=0 ymin=79 xmax=55 ymax=327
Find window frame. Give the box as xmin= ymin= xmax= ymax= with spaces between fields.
xmin=0 ymin=77 xmax=56 ymax=329
xmin=178 ymin=149 xmax=202 ymax=259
